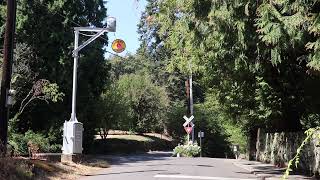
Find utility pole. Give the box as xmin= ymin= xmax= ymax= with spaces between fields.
xmin=185 ymin=66 xmax=194 ymax=143
xmin=188 ymin=61 xmax=194 ymax=143
xmin=189 ymin=74 xmax=194 ymax=143
xmin=185 ymin=79 xmax=190 ymax=142
xmin=0 ymin=0 xmax=17 ymax=156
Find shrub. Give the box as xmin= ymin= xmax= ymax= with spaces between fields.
xmin=173 ymin=143 xmax=201 ymax=157
xmin=8 ymin=130 xmax=61 ymax=156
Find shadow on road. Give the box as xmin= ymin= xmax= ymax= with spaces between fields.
xmin=94 ymin=152 xmax=173 ymax=166
xmin=90 ymin=135 xmax=175 ymax=155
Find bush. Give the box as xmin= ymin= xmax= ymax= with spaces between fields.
xmin=173 ymin=143 xmax=201 ymax=157
xmin=8 ymin=130 xmax=61 ymax=156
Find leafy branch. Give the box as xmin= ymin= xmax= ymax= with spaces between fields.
xmin=11 ymin=79 xmax=64 ymax=122
xmin=282 ymin=127 xmax=320 ymax=179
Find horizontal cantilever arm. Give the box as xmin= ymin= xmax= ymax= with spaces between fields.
xmin=74 ymin=26 xmax=115 ymax=32
xmin=72 ymin=29 xmax=106 ymax=55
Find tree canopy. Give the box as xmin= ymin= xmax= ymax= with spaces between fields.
xmin=1 ymin=0 xmax=110 ymax=151
xmin=1 ymin=0 xmax=320 ymax=157
xmin=139 ymin=0 xmax=320 ymax=133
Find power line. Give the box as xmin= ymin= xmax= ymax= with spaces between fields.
xmin=105 ymin=50 xmax=127 ymax=60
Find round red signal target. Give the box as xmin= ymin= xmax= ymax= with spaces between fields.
xmin=112 ymin=39 xmax=126 ymax=53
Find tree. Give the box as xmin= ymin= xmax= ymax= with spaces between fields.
xmin=0 ymin=0 xmax=110 ymax=150
xmin=135 ymin=1 xmax=320 ymax=161
xmin=97 ymin=84 xmax=130 ymax=139
xmin=145 ymin=0 xmax=320 ymax=133
xmin=116 ymin=73 xmax=169 ymax=133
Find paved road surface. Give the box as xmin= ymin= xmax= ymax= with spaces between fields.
xmin=81 ymin=152 xmax=258 ymax=180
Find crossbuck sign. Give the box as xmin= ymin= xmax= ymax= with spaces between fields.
xmin=183 ymin=115 xmax=194 ymax=127
xmin=183 ymin=115 xmax=194 ymax=135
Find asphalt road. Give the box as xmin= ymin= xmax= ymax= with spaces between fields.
xmin=80 ymin=152 xmax=259 ymax=180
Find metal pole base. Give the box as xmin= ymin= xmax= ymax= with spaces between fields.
xmin=62 ymin=120 xmax=83 ymax=155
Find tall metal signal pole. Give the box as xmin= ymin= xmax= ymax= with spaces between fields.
xmin=0 ymin=0 xmax=17 ymax=156
xmin=185 ymin=61 xmax=194 ymax=143
xmin=188 ymin=62 xmax=194 ymax=143
xmin=62 ymin=18 xmax=116 ymax=156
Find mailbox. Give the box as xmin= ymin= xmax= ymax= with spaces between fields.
xmin=62 ymin=121 xmax=84 ymax=154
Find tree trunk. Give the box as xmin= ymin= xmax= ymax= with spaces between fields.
xmin=102 ymin=128 xmax=108 ymax=139
xmin=247 ymin=127 xmax=258 ymax=161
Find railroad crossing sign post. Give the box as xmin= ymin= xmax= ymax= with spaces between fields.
xmin=183 ymin=115 xmax=194 ymax=142
xmin=62 ymin=17 xmax=116 ymax=156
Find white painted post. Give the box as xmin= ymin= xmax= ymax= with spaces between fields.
xmin=71 ymin=30 xmax=79 ymax=122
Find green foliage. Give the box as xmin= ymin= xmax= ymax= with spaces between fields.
xmin=116 ymin=73 xmax=169 ymax=133
xmin=301 ymin=114 xmax=320 ymax=129
xmin=136 ymin=1 xmax=320 ymax=165
xmin=1 ymin=0 xmax=319 ymax=166
xmin=1 ymin=0 xmax=109 ymax=151
xmin=164 ymin=101 xmax=186 ymax=140
xmin=8 ymin=130 xmax=60 ymax=156
xmin=142 ymin=0 xmax=320 ymax=135
xmin=42 ymin=83 xmax=64 ymax=103
xmin=95 ymin=87 xmax=130 ymax=138
xmin=223 ymin=123 xmax=247 ymax=154
xmin=9 ymin=79 xmax=65 ymax=134
xmin=193 ymin=103 xmax=233 ymax=157
xmin=282 ymin=127 xmax=320 ymax=179
xmin=173 ymin=143 xmax=201 ymax=157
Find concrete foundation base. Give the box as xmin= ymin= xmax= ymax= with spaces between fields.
xmin=32 ymin=153 xmax=62 ymax=162
xmin=61 ymin=154 xmax=83 ymax=163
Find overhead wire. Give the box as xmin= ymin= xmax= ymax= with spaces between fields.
xmin=105 ymin=50 xmax=127 ymax=60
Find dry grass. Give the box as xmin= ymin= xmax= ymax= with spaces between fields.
xmin=47 ymin=162 xmax=102 ymax=180
xmin=0 ymin=157 xmax=33 ymax=180
xmin=0 ymin=157 xmax=110 ymax=180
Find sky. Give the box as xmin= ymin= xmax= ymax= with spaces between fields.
xmin=105 ymin=0 xmax=147 ymax=57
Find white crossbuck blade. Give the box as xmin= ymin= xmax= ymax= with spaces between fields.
xmin=183 ymin=115 xmax=194 ymax=127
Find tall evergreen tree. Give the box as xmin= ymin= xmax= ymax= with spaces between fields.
xmin=0 ymin=0 xmax=110 ymax=150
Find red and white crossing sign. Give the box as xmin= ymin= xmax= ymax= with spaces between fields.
xmin=183 ymin=115 xmax=194 ymax=134
xmin=184 ymin=126 xmax=193 ymax=134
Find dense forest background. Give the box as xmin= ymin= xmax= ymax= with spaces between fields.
xmin=0 ymin=0 xmax=319 ymax=157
